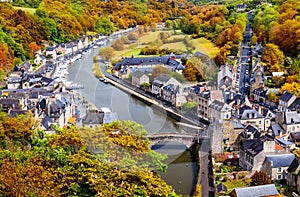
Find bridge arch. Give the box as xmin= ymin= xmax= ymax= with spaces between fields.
xmin=147 ymin=133 xmax=208 ymax=149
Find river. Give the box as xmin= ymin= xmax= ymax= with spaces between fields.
xmin=67 ymin=47 xmax=197 ymax=196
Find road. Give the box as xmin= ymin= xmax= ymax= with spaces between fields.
xmin=199 ymin=139 xmax=214 ymax=197
xmin=236 ymin=12 xmax=253 ymax=96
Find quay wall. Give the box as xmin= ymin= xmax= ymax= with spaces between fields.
xmin=103 ymin=75 xmax=201 ymax=127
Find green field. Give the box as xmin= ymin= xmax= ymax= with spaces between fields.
xmin=112 ymin=30 xmax=219 ymax=60
xmin=193 ymin=37 xmax=220 ymax=58
xmin=13 ymin=6 xmax=36 ymax=14
xmin=160 ymin=42 xmax=187 ymax=51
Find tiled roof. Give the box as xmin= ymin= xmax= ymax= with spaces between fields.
xmin=232 ymin=184 xmax=278 ymax=197
xmin=266 ymin=154 xmax=295 ymax=167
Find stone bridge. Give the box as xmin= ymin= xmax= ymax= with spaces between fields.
xmin=147 ymin=132 xmax=209 ymax=149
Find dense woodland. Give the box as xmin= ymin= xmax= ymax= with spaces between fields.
xmin=252 ymin=0 xmax=300 ymax=96
xmin=0 ymin=112 xmax=175 ymax=196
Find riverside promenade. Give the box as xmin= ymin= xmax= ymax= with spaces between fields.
xmin=102 ymin=74 xmax=205 ymax=128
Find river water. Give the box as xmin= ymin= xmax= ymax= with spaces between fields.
xmin=67 ymin=48 xmax=197 ymax=196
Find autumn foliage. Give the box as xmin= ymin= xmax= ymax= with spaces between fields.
xmin=0 ymin=113 xmax=174 ymax=196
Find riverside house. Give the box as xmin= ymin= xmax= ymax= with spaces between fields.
xmin=114 ymin=55 xmax=185 ymax=77
xmin=131 ymin=71 xmax=149 ymax=88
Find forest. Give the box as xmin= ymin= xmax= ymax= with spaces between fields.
xmin=0 ymin=0 xmax=299 ymax=87
xmin=0 ymin=112 xmax=176 ymax=196
xmin=252 ymin=0 xmax=300 ymax=96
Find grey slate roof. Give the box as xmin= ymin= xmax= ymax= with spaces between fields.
xmin=240 ymin=135 xmax=274 ymax=157
xmin=266 ymin=154 xmax=295 ymax=168
xmin=240 ymin=109 xmax=264 ymax=120
xmin=287 ymin=158 xmax=300 ymax=173
xmin=289 ymin=98 xmax=300 ymax=111
xmin=242 ymin=125 xmax=260 ymax=139
xmin=233 ymin=119 xmax=244 ymax=129
xmin=82 ymin=110 xmax=104 ymax=125
xmin=114 ymin=56 xmax=185 ymax=71
xmin=268 ymin=123 xmax=286 ymax=137
xmin=209 ymin=100 xmax=231 ymax=112
xmin=154 ymin=74 xmax=171 ymax=83
xmin=132 ymin=70 xmax=145 ymax=78
xmin=232 ymin=184 xmax=278 ymax=197
xmin=162 ymin=84 xmax=179 ymax=94
xmin=253 ymin=87 xmax=268 ymax=97
xmin=216 ymin=183 xmax=227 ymax=193
xmin=280 ymin=91 xmax=294 ymax=103
xmin=275 ymin=138 xmax=295 ymax=147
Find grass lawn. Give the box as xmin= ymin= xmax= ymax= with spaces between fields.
xmin=13 ymin=6 xmax=36 ymax=14
xmin=222 ymin=178 xmax=251 ymax=192
xmin=160 ymin=41 xmax=187 ymax=51
xmin=112 ymin=30 xmax=219 ymax=60
xmin=137 ymin=30 xmax=184 ymax=44
xmin=114 ymin=47 xmax=141 ymax=59
xmin=192 ymin=37 xmax=220 ymax=58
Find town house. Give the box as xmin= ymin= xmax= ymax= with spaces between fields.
xmin=131 ymin=71 xmax=149 ymax=88
xmin=237 ymin=106 xmax=270 ymax=131
xmin=209 ymin=99 xmax=232 ymax=123
xmin=252 ymin=87 xmax=268 ymax=103
xmin=198 ymin=90 xmax=223 ymax=121
xmin=287 ymin=157 xmax=300 ymax=192
xmin=217 ymin=64 xmax=233 ymax=89
xmin=152 ymin=74 xmax=181 ymax=98
xmin=276 ymin=111 xmax=300 ymax=137
xmin=161 ymin=83 xmax=186 ymax=107
xmin=239 ymin=134 xmax=279 ymax=172
xmin=114 ymin=55 xmax=185 ymax=77
xmin=45 ymin=46 xmax=57 ymax=59
xmin=279 ymin=91 xmax=296 ymax=111
xmin=261 ymin=154 xmax=295 ymax=180
xmin=82 ymin=109 xmax=104 ymax=129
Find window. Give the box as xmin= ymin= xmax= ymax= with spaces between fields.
xmin=277 ymin=174 xmax=282 ymax=180
xmin=277 ymin=167 xmax=282 ymax=173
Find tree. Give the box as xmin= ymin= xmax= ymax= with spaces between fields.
xmin=267 ymin=91 xmax=279 ymax=103
xmin=250 ymin=171 xmax=271 ymax=186
xmin=152 ymin=65 xmax=170 ymax=78
xmin=28 ymin=42 xmax=41 ymax=58
xmin=280 ymin=82 xmax=300 ymax=97
xmin=99 ymin=47 xmax=115 ymax=61
xmin=111 ymin=38 xmax=125 ymax=51
xmin=262 ymin=43 xmax=284 ymax=73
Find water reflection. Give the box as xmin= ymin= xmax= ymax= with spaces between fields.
xmin=153 ymin=142 xmax=197 ymax=196
xmin=67 ymin=48 xmax=197 ymax=196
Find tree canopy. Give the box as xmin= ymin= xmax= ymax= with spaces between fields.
xmin=0 ymin=112 xmax=175 ymax=196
